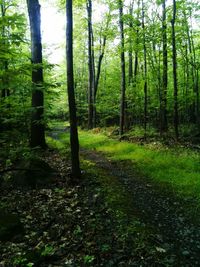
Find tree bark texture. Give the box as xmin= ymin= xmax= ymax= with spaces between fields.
xmin=160 ymin=0 xmax=168 ymax=134
xmin=86 ymin=0 xmax=95 ymax=129
xmin=142 ymin=0 xmax=148 ymax=138
xmin=1 ymin=2 xmax=9 ymax=98
xmin=171 ymin=0 xmax=179 ymax=140
xmin=66 ymin=0 xmax=81 ymax=178
xmin=26 ymin=0 xmax=46 ymax=148
xmin=119 ymin=0 xmax=126 ymax=137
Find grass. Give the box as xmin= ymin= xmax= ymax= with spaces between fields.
xmin=59 ymin=129 xmax=200 ymax=201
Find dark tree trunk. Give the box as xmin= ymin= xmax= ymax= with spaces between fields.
xmin=66 ymin=0 xmax=81 ymax=179
xmin=184 ymin=11 xmax=195 ymax=123
xmin=171 ymin=0 xmax=179 ymax=140
xmin=1 ymin=2 xmax=9 ymax=98
xmin=142 ymin=0 xmax=147 ymax=138
xmin=134 ymin=0 xmax=140 ymax=82
xmin=128 ymin=4 xmax=133 ymax=85
xmin=160 ymin=0 xmax=168 ymax=134
xmin=86 ymin=0 xmax=95 ymax=129
xmin=190 ymin=27 xmax=200 ymax=130
xmin=119 ymin=0 xmax=126 ymax=137
xmin=26 ymin=0 xmax=46 ymax=148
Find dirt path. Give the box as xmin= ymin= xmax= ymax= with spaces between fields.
xmin=81 ymin=148 xmax=200 ymax=266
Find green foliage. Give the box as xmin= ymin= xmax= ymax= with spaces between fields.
xmin=62 ymin=129 xmax=200 ymax=200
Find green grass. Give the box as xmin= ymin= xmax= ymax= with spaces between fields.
xmin=59 ymin=129 xmax=200 ymax=200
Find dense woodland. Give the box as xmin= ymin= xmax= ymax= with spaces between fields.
xmin=0 ymin=0 xmax=200 ymax=266
xmin=0 ymin=0 xmax=200 ymax=148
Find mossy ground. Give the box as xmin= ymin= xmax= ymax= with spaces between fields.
xmin=59 ymin=129 xmax=200 ymax=202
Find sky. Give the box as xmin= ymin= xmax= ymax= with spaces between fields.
xmin=39 ymin=0 xmax=199 ymax=64
xmin=40 ymin=2 xmax=65 ymax=64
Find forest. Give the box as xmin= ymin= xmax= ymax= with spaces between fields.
xmin=0 ymin=0 xmax=200 ymax=266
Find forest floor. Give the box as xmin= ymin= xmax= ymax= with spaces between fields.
xmin=1 ymin=128 xmax=200 ymax=266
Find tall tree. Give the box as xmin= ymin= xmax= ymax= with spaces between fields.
xmin=119 ymin=0 xmax=126 ymax=137
xmin=0 ymin=1 xmax=9 ymax=98
xmin=171 ymin=0 xmax=179 ymax=140
xmin=128 ymin=1 xmax=134 ymax=85
xmin=160 ymin=0 xmax=168 ymax=134
xmin=66 ymin=0 xmax=81 ymax=179
xmin=142 ymin=0 xmax=148 ymax=137
xmin=134 ymin=0 xmax=140 ymax=81
xmin=26 ymin=0 xmax=46 ymax=148
xmin=86 ymin=0 xmax=95 ymax=129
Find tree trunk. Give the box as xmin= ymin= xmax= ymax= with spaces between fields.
xmin=142 ymin=0 xmax=147 ymax=138
xmin=1 ymin=2 xmax=9 ymax=98
xmin=26 ymin=0 xmax=46 ymax=148
xmin=134 ymin=0 xmax=140 ymax=82
xmin=119 ymin=0 xmax=126 ymax=137
xmin=128 ymin=3 xmax=133 ymax=85
xmin=171 ymin=0 xmax=179 ymax=140
xmin=160 ymin=0 xmax=168 ymax=134
xmin=66 ymin=0 xmax=81 ymax=179
xmin=86 ymin=0 xmax=95 ymax=129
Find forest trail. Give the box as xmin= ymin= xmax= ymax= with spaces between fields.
xmin=80 ymin=146 xmax=200 ymax=266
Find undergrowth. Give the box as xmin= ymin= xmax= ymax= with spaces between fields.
xmin=58 ymin=129 xmax=200 ymax=202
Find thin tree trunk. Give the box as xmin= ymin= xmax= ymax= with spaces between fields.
xmin=128 ymin=3 xmax=133 ymax=85
xmin=160 ymin=0 xmax=168 ymax=134
xmin=134 ymin=0 xmax=140 ymax=82
xmin=86 ymin=0 xmax=95 ymax=129
xmin=66 ymin=0 xmax=81 ymax=179
xmin=183 ymin=10 xmax=196 ymax=123
xmin=142 ymin=0 xmax=147 ymax=138
xmin=171 ymin=0 xmax=179 ymax=140
xmin=119 ymin=0 xmax=126 ymax=137
xmin=190 ymin=26 xmax=200 ymax=130
xmin=26 ymin=0 xmax=46 ymax=148
xmin=1 ymin=2 xmax=9 ymax=98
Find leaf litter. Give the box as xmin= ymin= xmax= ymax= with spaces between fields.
xmin=1 ymin=146 xmax=200 ymax=266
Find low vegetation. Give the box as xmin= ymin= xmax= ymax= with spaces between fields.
xmin=59 ymin=128 xmax=200 ymax=202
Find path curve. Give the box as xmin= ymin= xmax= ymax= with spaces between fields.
xmin=81 ymin=147 xmax=200 ymax=266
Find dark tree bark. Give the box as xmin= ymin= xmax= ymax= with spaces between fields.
xmin=86 ymin=0 xmax=95 ymax=129
xmin=119 ymin=0 xmax=126 ymax=137
xmin=171 ymin=0 xmax=179 ymax=140
xmin=160 ymin=0 xmax=168 ymax=134
xmin=66 ymin=0 xmax=81 ymax=179
xmin=190 ymin=26 xmax=200 ymax=129
xmin=142 ymin=0 xmax=147 ymax=138
xmin=1 ymin=2 xmax=9 ymax=98
xmin=128 ymin=3 xmax=133 ymax=85
xmin=134 ymin=0 xmax=140 ymax=82
xmin=26 ymin=0 xmax=46 ymax=148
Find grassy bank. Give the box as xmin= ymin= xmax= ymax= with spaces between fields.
xmin=58 ymin=129 xmax=200 ymax=201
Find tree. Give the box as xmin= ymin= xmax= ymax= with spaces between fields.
xmin=66 ymin=0 xmax=81 ymax=179
xmin=142 ymin=0 xmax=148 ymax=137
xmin=26 ymin=0 xmax=46 ymax=148
xmin=86 ymin=0 xmax=95 ymax=129
xmin=119 ymin=0 xmax=126 ymax=137
xmin=160 ymin=0 xmax=168 ymax=134
xmin=171 ymin=0 xmax=179 ymax=140
xmin=0 ymin=1 xmax=9 ymax=98
xmin=128 ymin=1 xmax=134 ymax=86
